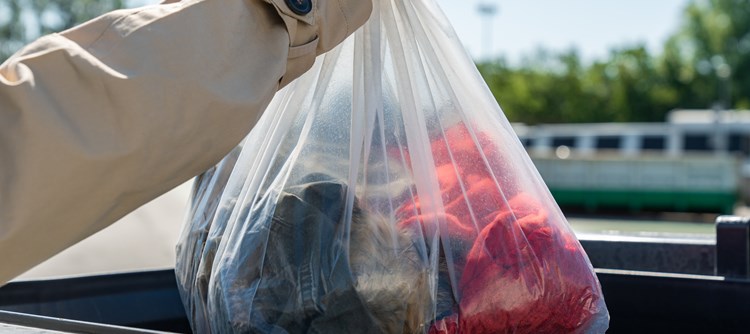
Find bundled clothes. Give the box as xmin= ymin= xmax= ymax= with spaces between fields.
xmin=214 ymin=176 xmax=429 ymax=334
xmin=181 ymin=125 xmax=604 ymax=333
xmin=397 ymin=124 xmax=605 ymax=333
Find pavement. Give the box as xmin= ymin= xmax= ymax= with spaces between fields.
xmin=15 ymin=182 xmax=193 ymax=281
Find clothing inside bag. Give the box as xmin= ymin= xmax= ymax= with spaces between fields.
xmin=175 ymin=0 xmax=609 ymax=333
xmin=226 ymin=176 xmax=428 ymax=333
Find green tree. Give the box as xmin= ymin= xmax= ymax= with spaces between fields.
xmin=662 ymin=0 xmax=750 ymax=109
xmin=0 ymin=0 xmax=126 ymax=61
xmin=479 ymin=45 xmax=676 ymax=124
xmin=598 ymin=45 xmax=678 ymax=122
xmin=479 ymin=0 xmax=750 ymax=124
xmin=479 ymin=49 xmax=597 ymax=124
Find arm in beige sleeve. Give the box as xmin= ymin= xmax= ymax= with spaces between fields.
xmin=0 ymin=0 xmax=372 ymax=285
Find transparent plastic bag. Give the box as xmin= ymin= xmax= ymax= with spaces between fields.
xmin=175 ymin=0 xmax=609 ymax=332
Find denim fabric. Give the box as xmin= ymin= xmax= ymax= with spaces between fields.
xmin=243 ymin=179 xmax=380 ymax=333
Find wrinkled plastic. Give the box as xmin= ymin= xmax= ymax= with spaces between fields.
xmin=175 ymin=0 xmax=609 ymax=332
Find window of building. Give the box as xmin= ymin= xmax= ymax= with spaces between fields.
xmin=683 ymin=134 xmax=712 ymax=151
xmin=551 ymin=136 xmax=576 ymax=148
xmin=595 ymin=136 xmax=622 ymax=149
xmin=641 ymin=135 xmax=666 ymax=150
xmin=520 ymin=138 xmax=533 ymax=148
xmin=729 ymin=133 xmax=750 ymax=155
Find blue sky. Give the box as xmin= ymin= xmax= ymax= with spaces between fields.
xmin=130 ymin=0 xmax=691 ymax=63
xmin=435 ymin=0 xmax=690 ymax=62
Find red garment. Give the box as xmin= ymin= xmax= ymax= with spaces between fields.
xmin=458 ymin=194 xmax=600 ymax=333
xmin=397 ymin=123 xmax=602 ymax=333
xmin=397 ymin=125 xmax=518 ymax=240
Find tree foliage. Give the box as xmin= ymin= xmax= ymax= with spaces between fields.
xmin=479 ymin=0 xmax=750 ymax=124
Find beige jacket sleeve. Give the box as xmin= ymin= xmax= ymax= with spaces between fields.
xmin=0 ymin=0 xmax=371 ymax=285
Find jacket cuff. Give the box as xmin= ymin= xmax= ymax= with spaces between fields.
xmin=261 ymin=0 xmax=319 ymax=55
xmin=260 ymin=0 xmax=372 ymax=86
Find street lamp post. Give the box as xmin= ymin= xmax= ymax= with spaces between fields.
xmin=711 ymin=56 xmax=732 ymax=154
xmin=716 ymin=62 xmax=732 ymax=110
xmin=477 ymin=2 xmax=498 ymax=60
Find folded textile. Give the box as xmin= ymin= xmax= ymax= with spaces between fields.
xmin=397 ymin=124 xmax=603 ymax=333
xmin=222 ymin=176 xmax=429 ymax=333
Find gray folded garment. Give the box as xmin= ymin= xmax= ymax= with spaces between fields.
xmin=227 ymin=175 xmax=430 ymax=333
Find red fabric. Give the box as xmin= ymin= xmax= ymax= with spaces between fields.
xmin=457 ymin=194 xmax=599 ymax=334
xmin=428 ymin=314 xmax=459 ymax=334
xmin=396 ymin=123 xmax=601 ymax=333
xmin=396 ymin=125 xmax=517 ymax=240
